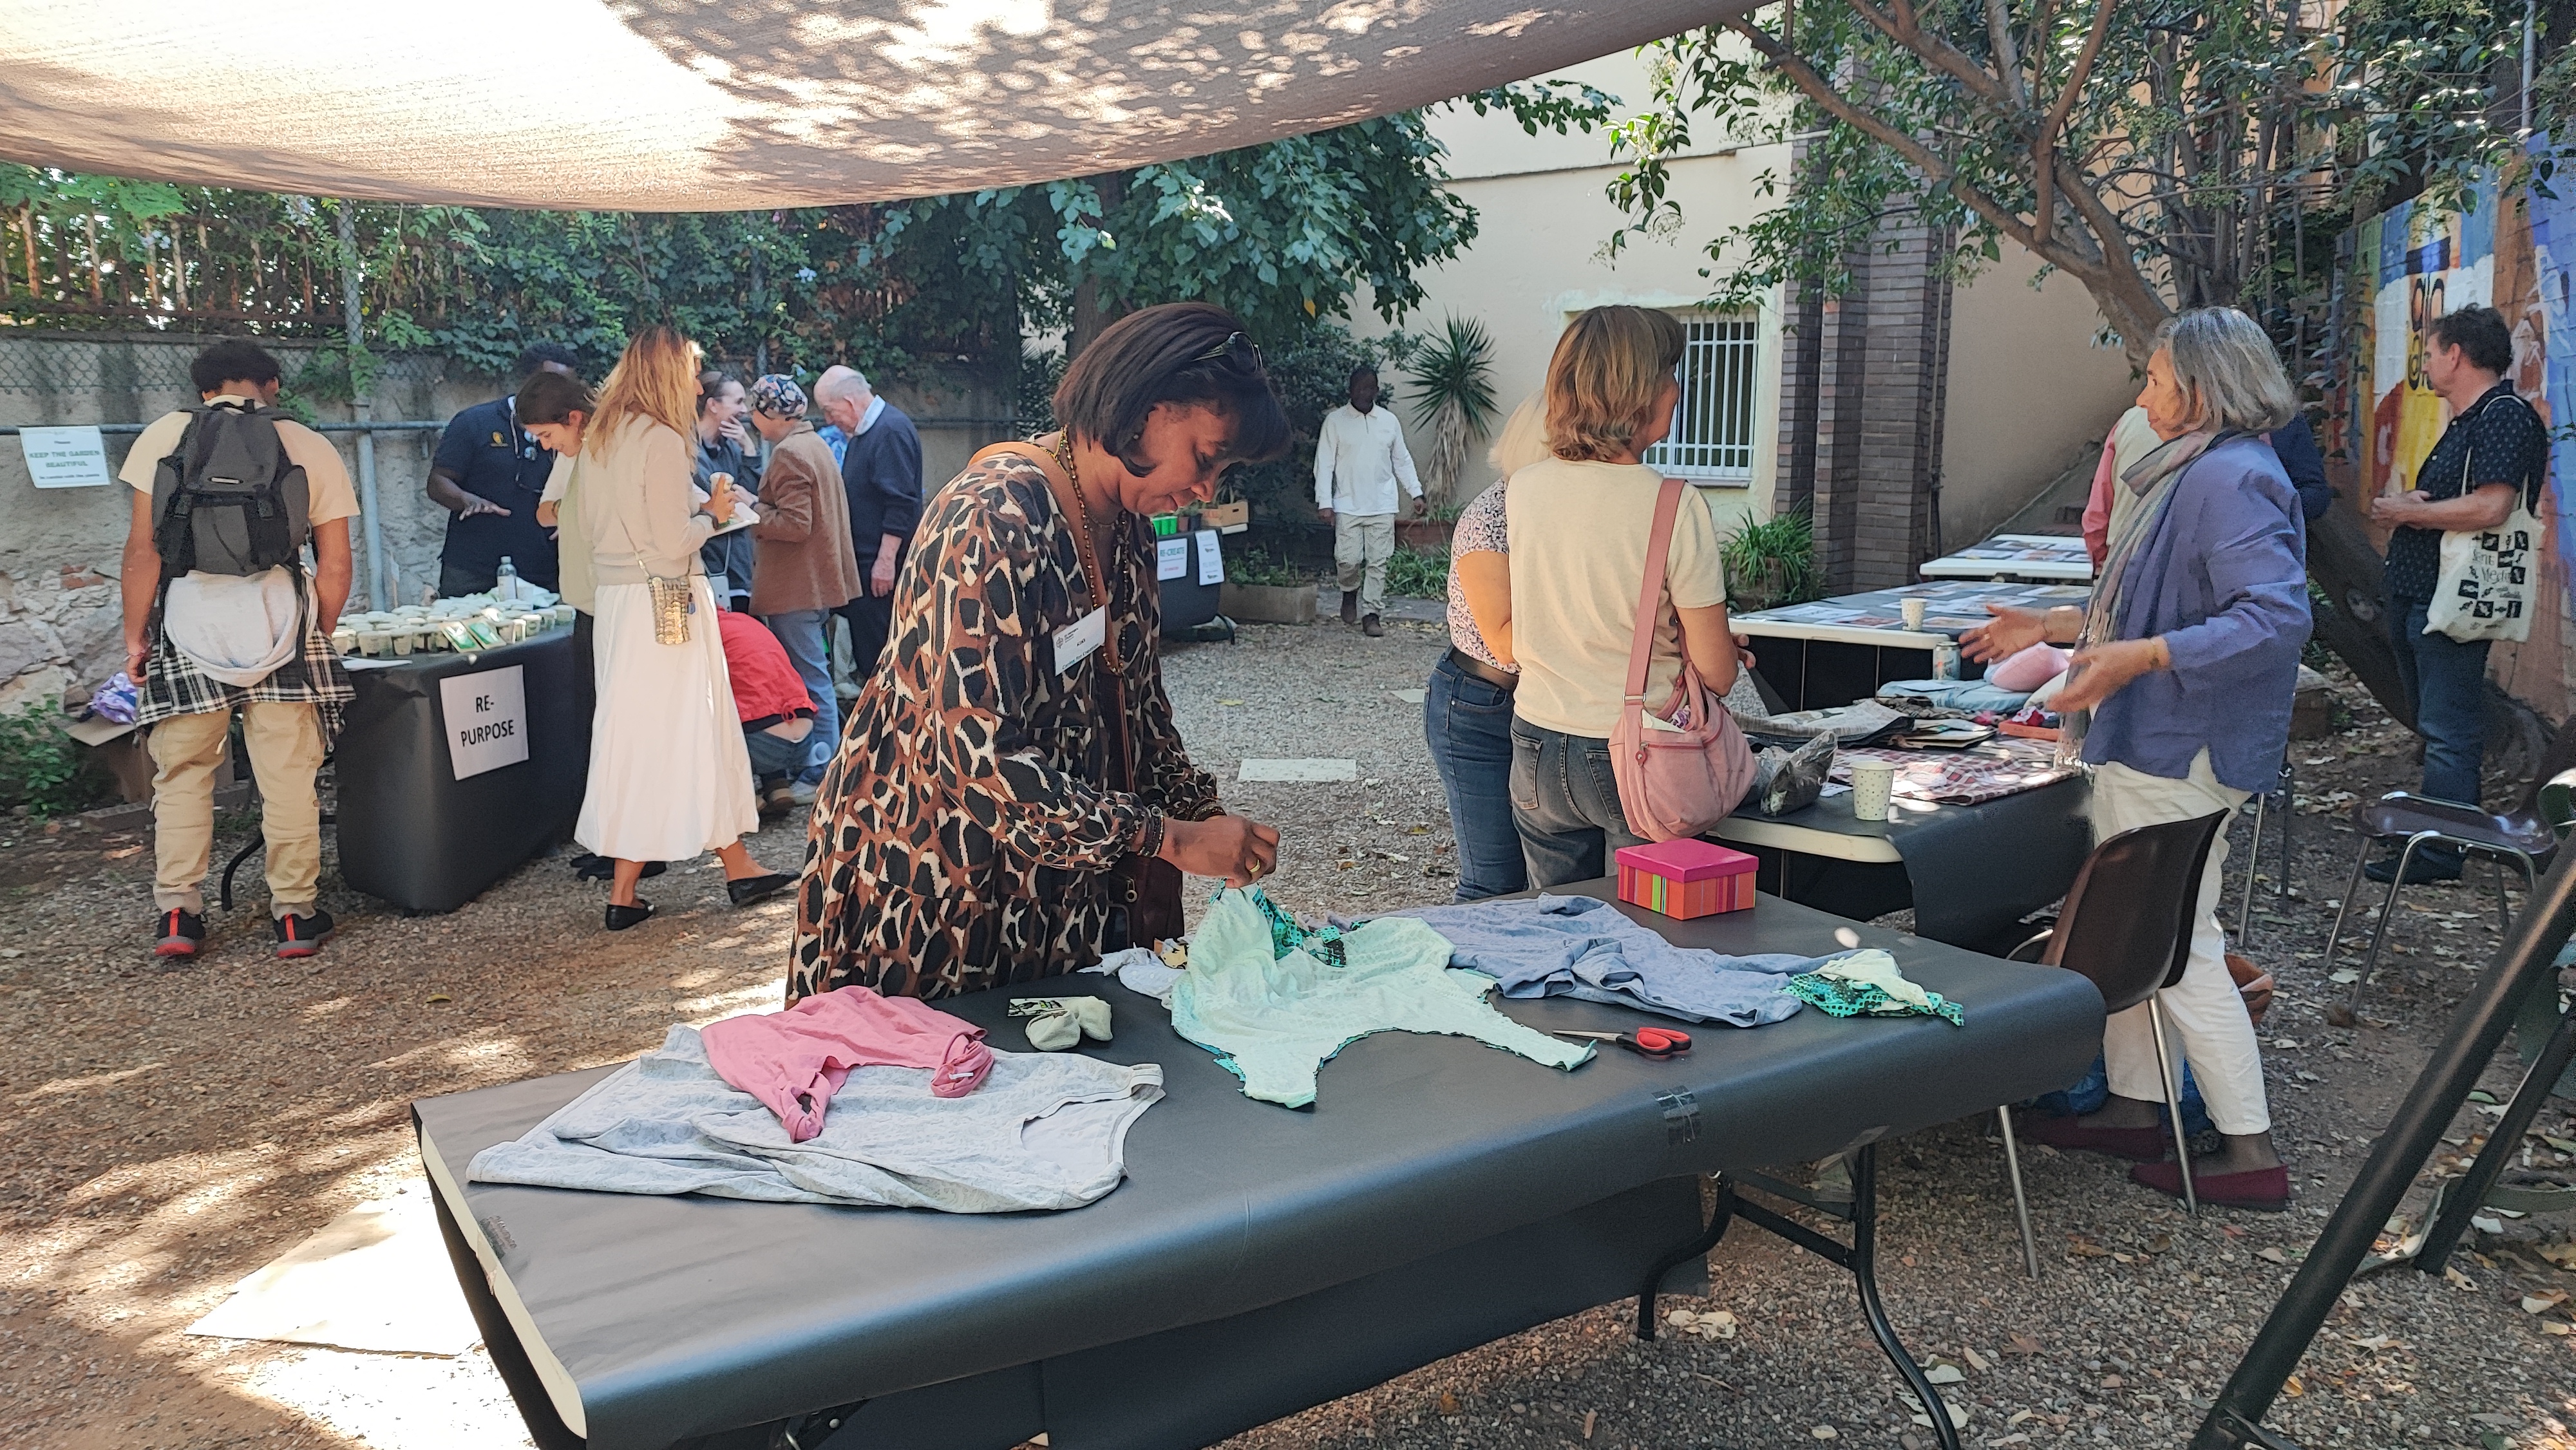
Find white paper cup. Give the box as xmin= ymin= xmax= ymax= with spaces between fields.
xmin=391 ymin=630 xmax=415 ymax=657
xmin=1850 ymin=759 xmax=1897 ymax=822
xmin=357 ymin=630 xmax=389 ymax=658
xmin=1901 ymin=597 xmax=1927 ymax=631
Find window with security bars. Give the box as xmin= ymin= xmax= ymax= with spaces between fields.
xmin=1642 ymin=316 xmax=1759 ymax=482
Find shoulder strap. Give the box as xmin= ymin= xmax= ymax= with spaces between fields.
xmin=1625 ymin=479 xmax=1688 ymax=704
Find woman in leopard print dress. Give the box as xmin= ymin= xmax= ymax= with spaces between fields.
xmin=790 ymin=305 xmax=1291 ymax=1002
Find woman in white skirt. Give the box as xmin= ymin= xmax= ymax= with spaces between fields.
xmin=573 ymin=326 xmax=793 ymax=930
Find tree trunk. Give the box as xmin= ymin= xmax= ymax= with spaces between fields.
xmin=2304 ymin=505 xmax=2412 ymax=729
xmin=1066 ymin=172 xmax=1128 ymax=361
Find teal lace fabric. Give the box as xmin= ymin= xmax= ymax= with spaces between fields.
xmin=1783 ymin=957 xmax=1965 ymax=1027
xmin=1251 ymin=887 xmax=1349 ymax=969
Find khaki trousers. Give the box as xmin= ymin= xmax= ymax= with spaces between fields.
xmin=2090 ymin=751 xmax=2268 ymax=1135
xmin=1333 ymin=511 xmax=1396 ymax=619
xmin=148 ymin=701 xmax=325 ymax=919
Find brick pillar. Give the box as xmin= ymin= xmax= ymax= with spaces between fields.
xmin=1771 ymin=194 xmax=1956 ymax=593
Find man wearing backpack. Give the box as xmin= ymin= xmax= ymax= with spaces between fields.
xmin=118 ymin=339 xmax=357 ymax=959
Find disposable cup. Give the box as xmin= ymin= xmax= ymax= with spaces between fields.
xmin=1901 ymin=598 xmax=1927 ymax=631
xmin=391 ymin=630 xmax=415 ymax=657
xmin=1850 ymin=759 xmax=1897 ymax=822
xmin=357 ymin=630 xmax=389 ymax=658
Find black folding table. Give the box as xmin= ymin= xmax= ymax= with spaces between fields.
xmin=413 ymin=885 xmax=2101 ymax=1450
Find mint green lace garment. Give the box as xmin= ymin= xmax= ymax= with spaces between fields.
xmin=1781 ymin=949 xmax=1964 ymax=1026
xmin=1172 ymin=889 xmax=1595 ymax=1107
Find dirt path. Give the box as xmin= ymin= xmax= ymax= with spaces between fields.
xmin=0 ymin=626 xmax=2568 ymax=1449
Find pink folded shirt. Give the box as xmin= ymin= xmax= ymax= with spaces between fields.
xmin=701 ymin=986 xmax=992 ymax=1142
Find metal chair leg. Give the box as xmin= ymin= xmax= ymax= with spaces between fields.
xmin=2321 ymin=843 xmax=2374 ymax=975
xmin=1996 ymin=1107 xmax=2040 ymax=1278
xmin=2273 ymin=760 xmax=2295 ymax=902
xmin=2342 ymin=833 xmax=2430 ymax=1021
xmin=2238 ymin=792 xmax=2268 ymax=943
xmin=2494 ymin=858 xmax=2514 ymax=934
xmin=2148 ymin=998 xmax=2198 ymax=1215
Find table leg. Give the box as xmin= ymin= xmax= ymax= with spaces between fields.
xmin=1643 ymin=1147 xmax=1962 ymax=1450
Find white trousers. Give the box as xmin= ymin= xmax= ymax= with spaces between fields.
xmin=2090 ymin=751 xmax=2270 ymax=1135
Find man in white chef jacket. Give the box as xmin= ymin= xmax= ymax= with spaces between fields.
xmin=1312 ymin=364 xmax=1423 ymax=638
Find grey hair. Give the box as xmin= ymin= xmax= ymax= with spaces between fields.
xmin=1486 ymin=390 xmax=1551 ymax=476
xmin=811 ymin=364 xmax=872 ymax=406
xmin=2154 ymin=308 xmax=2295 ymax=434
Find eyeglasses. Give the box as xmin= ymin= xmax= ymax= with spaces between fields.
xmin=1193 ymin=331 xmax=1265 ymax=375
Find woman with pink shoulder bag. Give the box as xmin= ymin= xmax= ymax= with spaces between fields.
xmin=1504 ymin=306 xmax=1756 ymax=887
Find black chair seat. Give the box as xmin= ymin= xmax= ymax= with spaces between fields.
xmin=2354 ymin=792 xmax=2557 ymax=863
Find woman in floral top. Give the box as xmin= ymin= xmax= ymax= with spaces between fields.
xmin=790 ymin=305 xmax=1290 ymax=1002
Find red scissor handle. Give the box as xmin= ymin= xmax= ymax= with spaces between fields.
xmin=1629 ymin=1027 xmax=1692 ymax=1056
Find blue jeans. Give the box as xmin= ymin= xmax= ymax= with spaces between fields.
xmin=1509 ymin=719 xmax=1644 ymax=889
xmin=744 ymin=726 xmax=806 ymax=786
xmin=1424 ymin=655 xmax=1526 ymax=902
xmin=2387 ymin=594 xmax=2491 ymax=867
xmin=762 ymin=608 xmax=840 ymax=784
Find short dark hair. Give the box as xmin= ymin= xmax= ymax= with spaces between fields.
xmin=2429 ymin=305 xmax=2514 ymax=374
xmin=695 ymin=367 xmax=740 ymax=416
xmin=190 ymin=339 xmax=282 ymax=395
xmin=515 ymin=370 xmax=594 ymax=427
xmin=516 ymin=342 xmax=581 ymax=379
xmin=1053 ymin=302 xmax=1292 ymax=471
xmin=1350 ymin=364 xmax=1378 ymax=384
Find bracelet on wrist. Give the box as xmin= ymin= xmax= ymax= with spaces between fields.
xmin=1135 ymin=809 xmax=1166 ymax=862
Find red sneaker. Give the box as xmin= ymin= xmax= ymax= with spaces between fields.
xmin=2129 ymin=1159 xmax=2291 ymax=1211
xmin=2013 ymin=1111 xmax=2172 ymax=1162
xmin=154 ymin=908 xmax=205 ymax=958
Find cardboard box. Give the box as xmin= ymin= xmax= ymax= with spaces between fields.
xmin=1615 ymin=839 xmax=1757 ymax=919
xmin=1200 ymin=500 xmax=1251 ymax=534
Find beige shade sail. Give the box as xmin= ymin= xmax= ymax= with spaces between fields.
xmin=0 ymin=1 xmax=1741 ymax=212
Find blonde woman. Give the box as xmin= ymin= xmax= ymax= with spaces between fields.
xmin=574 ymin=327 xmax=791 ymax=930
xmin=1506 ymin=307 xmax=1745 ymax=886
xmin=1422 ymin=391 xmax=1550 ymax=901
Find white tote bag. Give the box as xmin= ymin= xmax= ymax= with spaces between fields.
xmin=2425 ymin=395 xmax=2541 ymax=645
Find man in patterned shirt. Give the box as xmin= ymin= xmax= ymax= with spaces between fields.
xmin=2367 ymin=305 xmax=2548 ymax=883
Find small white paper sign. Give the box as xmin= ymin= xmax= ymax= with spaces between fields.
xmin=1195 ymin=529 xmax=1225 ymax=585
xmin=20 ymin=426 xmax=113 ymax=488
xmin=438 ymin=664 xmax=529 ymax=780
xmin=1157 ymin=536 xmax=1188 ymax=581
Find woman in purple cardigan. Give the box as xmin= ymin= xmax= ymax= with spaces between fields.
xmin=1967 ymin=307 xmax=2309 ymax=1211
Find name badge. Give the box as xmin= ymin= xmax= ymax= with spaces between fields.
xmin=1054 ymin=607 xmax=1106 ymax=675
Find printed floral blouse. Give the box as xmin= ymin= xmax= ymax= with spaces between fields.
xmin=789 ymin=450 xmax=1222 ymax=1002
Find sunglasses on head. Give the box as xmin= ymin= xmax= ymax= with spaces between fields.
xmin=1192 ymin=331 xmax=1265 ymax=375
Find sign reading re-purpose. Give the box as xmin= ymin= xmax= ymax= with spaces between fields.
xmin=438 ymin=665 xmax=529 ymax=780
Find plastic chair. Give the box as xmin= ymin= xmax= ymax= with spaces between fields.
xmin=1997 ymin=810 xmax=2231 ymax=1270
xmin=2322 ymin=722 xmax=2576 ymax=1024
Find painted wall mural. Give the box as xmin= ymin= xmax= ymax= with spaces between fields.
xmin=2351 ymin=149 xmax=2573 ymax=720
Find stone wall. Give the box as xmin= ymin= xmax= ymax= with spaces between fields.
xmin=0 ymin=332 xmax=1021 ymax=715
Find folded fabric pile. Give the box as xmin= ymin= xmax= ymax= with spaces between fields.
xmin=1827 ymin=736 xmax=2076 ymax=806
xmin=468 ymin=987 xmax=1159 ymax=1212
xmin=1173 ymin=888 xmax=1593 ymax=1108
xmin=1379 ymin=894 xmax=1821 ymax=1028
xmin=1783 ymin=949 xmax=1965 ymax=1026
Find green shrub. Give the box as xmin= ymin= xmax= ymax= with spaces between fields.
xmin=0 ymin=699 xmax=113 ymax=818
xmin=1721 ymin=507 xmax=1821 ymax=611
xmin=1385 ymin=547 xmax=1450 ymax=599
xmin=1225 ymin=548 xmax=1312 ymax=588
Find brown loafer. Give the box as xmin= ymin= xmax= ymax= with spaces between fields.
xmin=2130 ymin=1159 xmax=2290 ymax=1211
xmin=2012 ymin=1111 xmax=2172 ymax=1162
xmin=1362 ymin=613 xmax=1385 ymax=638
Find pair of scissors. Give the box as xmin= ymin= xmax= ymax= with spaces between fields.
xmin=1553 ymin=1026 xmax=1692 ymax=1059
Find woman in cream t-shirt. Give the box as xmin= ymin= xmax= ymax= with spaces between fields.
xmin=1506 ymin=306 xmax=1740 ymax=887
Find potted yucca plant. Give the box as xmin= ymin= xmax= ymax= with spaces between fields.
xmin=1401 ymin=315 xmax=1499 ymax=545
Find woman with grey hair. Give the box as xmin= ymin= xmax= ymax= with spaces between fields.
xmin=1965 ymin=306 xmax=2309 ymax=1210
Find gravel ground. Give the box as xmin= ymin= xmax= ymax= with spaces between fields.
xmin=0 ymin=617 xmax=2570 ymax=1449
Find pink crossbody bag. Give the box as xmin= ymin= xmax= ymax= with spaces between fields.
xmin=1607 ymin=479 xmax=1757 ymax=841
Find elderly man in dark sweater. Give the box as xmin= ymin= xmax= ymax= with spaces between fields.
xmin=815 ymin=366 xmax=923 ymax=681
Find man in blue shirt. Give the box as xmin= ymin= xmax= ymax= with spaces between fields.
xmin=428 ymin=343 xmax=580 ymax=597
xmin=815 ymin=366 xmax=923 ymax=679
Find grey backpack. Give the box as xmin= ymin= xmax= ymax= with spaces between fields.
xmin=151 ymin=400 xmax=311 ymax=577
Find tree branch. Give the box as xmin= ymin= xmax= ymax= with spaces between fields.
xmin=2033 ymin=0 xmax=2118 ymax=236
xmin=1987 ymin=0 xmax=2030 ymax=107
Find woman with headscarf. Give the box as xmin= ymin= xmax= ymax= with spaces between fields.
xmin=1968 ymin=307 xmax=2308 ymax=1210
xmin=744 ymin=373 xmax=864 ymax=807
xmin=790 ymin=303 xmax=1287 ymax=1001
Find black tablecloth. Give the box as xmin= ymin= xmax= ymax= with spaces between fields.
xmin=415 ymin=886 xmax=2101 ymax=1450
xmin=1734 ymin=774 xmax=2093 ymax=952
xmin=336 ymin=626 xmax=589 ymax=912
